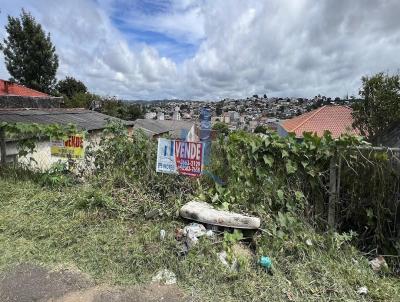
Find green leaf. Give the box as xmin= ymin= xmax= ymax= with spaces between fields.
xmin=281 ymin=149 xmax=289 ymax=158
xmin=220 ymin=202 xmax=230 ymax=211
xmin=295 ymin=191 xmax=304 ymax=201
xmin=263 ymin=155 xmax=274 ymax=167
xmin=250 ymin=140 xmax=259 ymax=153
xmin=285 ymin=160 xmax=297 ymax=174
xmin=212 ymin=193 xmax=219 ymax=203
xmin=277 ymin=189 xmax=284 ymax=200
xmin=256 ymin=167 xmax=264 ymax=177
xmin=277 ymin=212 xmax=287 ymax=228
xmin=277 ymin=230 xmax=285 ymax=239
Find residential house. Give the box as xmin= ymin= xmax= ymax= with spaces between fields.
xmin=0 ymin=80 xmax=134 ymax=169
xmin=0 ymin=79 xmax=62 ymax=108
xmin=157 ymin=112 xmax=165 ymax=120
xmin=134 ymin=119 xmax=195 ymax=140
xmin=0 ymin=109 xmax=134 ymax=168
xmin=145 ymin=112 xmax=157 ymax=119
xmin=172 ymin=111 xmax=181 ymax=121
xmin=277 ymin=105 xmax=359 ymax=138
xmin=249 ymin=120 xmax=258 ymax=132
xmin=228 ymin=110 xmax=239 ymax=122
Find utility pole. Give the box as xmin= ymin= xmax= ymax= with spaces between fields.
xmin=0 ymin=127 xmax=6 ymax=165
xmin=328 ymin=155 xmax=338 ymax=229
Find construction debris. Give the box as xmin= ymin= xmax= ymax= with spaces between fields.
xmin=160 ymin=229 xmax=166 ymax=240
xmin=369 ymin=256 xmax=388 ymax=272
xmin=152 ymin=269 xmax=177 ymax=285
xmin=357 ymin=286 xmax=368 ymax=295
xmin=182 ymin=223 xmax=214 ymax=248
xmin=180 ymin=201 xmax=261 ymax=229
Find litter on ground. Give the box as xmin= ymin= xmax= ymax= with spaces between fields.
xmin=369 ymin=256 xmax=388 ymax=272
xmin=357 ymin=286 xmax=368 ymax=295
xmin=259 ymin=256 xmax=272 ymax=270
xmin=180 ymin=201 xmax=261 ymax=229
xmin=178 ymin=222 xmax=215 ymax=251
xmin=160 ymin=229 xmax=166 ymax=240
xmin=152 ymin=269 xmax=177 ymax=285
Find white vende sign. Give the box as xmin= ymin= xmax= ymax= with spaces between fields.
xmin=156 ymin=138 xmax=177 ymax=174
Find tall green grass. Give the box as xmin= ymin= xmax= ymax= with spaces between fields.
xmin=0 ymin=177 xmax=399 ymax=301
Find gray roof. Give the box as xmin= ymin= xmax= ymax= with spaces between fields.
xmin=134 ymin=119 xmax=194 ymax=137
xmin=0 ymin=109 xmax=134 ymax=131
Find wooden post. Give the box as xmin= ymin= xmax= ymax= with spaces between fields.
xmin=147 ymin=142 xmax=152 ymax=181
xmin=328 ymin=156 xmax=337 ymax=229
xmin=0 ymin=128 xmax=6 ymax=165
xmin=336 ymin=156 xmax=341 ymax=206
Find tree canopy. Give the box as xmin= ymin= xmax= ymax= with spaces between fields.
xmin=101 ymin=99 xmax=144 ymax=121
xmin=215 ymin=103 xmax=223 ymax=116
xmin=352 ymin=73 xmax=400 ymax=143
xmin=56 ymin=77 xmax=87 ymax=99
xmin=1 ymin=10 xmax=59 ymax=93
xmin=212 ymin=122 xmax=229 ymax=136
xmin=63 ymin=92 xmax=100 ymax=109
xmin=254 ymin=125 xmax=269 ymax=134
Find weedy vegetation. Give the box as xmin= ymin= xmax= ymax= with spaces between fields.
xmin=0 ymin=122 xmax=399 ymax=301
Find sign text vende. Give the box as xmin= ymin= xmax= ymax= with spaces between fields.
xmin=174 ymin=140 xmax=203 ymax=176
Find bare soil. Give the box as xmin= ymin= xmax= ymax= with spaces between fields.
xmin=0 ymin=264 xmax=187 ymax=302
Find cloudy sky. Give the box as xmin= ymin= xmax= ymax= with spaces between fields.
xmin=0 ymin=0 xmax=399 ymax=100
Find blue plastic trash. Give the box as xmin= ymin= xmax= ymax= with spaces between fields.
xmin=259 ymin=256 xmax=272 ymax=270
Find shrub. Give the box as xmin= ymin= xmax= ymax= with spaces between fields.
xmin=85 ymin=121 xmax=197 ymax=204
xmin=206 ymin=130 xmax=400 ymax=262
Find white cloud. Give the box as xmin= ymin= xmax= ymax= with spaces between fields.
xmin=98 ymin=0 xmax=205 ymax=45
xmin=0 ymin=0 xmax=399 ymax=99
xmin=182 ymin=0 xmax=400 ymax=98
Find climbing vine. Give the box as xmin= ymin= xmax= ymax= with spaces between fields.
xmin=205 ymin=130 xmax=399 ymax=257
xmin=0 ymin=122 xmax=77 ymax=157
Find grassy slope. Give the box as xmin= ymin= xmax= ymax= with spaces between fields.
xmin=0 ymin=177 xmax=399 ymax=302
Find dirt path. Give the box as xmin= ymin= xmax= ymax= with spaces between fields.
xmin=0 ymin=264 xmax=188 ymax=302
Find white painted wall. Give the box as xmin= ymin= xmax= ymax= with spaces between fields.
xmin=4 ymin=131 xmax=103 ymax=171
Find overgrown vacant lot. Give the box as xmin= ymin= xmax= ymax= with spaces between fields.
xmin=0 ymin=177 xmax=399 ymax=302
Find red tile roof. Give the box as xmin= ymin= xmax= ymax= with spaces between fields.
xmin=0 ymin=79 xmax=49 ymax=97
xmin=281 ymin=105 xmax=359 ymax=138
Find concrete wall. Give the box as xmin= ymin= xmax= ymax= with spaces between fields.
xmin=5 ymin=140 xmax=61 ymax=170
xmin=0 ymin=96 xmax=62 ymax=109
xmin=2 ymin=131 xmax=102 ymax=171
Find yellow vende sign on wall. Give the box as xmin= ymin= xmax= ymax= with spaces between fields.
xmin=51 ymin=134 xmax=85 ymax=159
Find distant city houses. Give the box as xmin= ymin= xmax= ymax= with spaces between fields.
xmin=141 ymin=95 xmax=357 ymax=133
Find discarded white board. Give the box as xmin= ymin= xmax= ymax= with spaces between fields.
xmin=180 ymin=201 xmax=261 ymax=229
